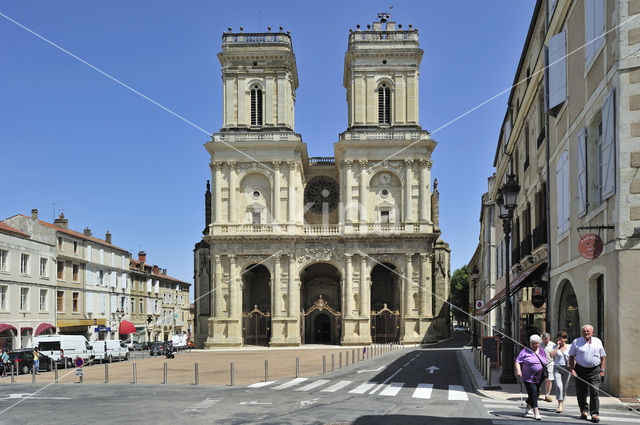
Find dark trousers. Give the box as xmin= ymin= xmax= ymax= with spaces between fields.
xmin=525 ymin=381 xmax=542 ymax=409
xmin=575 ymin=364 xmax=601 ymax=415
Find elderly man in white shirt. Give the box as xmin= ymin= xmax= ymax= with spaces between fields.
xmin=568 ymin=324 xmax=606 ymax=423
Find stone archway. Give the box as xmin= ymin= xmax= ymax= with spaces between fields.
xmin=370 ymin=263 xmax=401 ymax=343
xmin=300 ymin=263 xmax=342 ymax=345
xmin=557 ymin=280 xmax=580 ymax=341
xmin=242 ymin=264 xmax=271 ymax=346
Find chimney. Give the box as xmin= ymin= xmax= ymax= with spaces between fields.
xmin=105 ymin=231 xmax=112 ymax=244
xmin=152 ymin=265 xmax=159 ymax=275
xmin=31 ymin=209 xmax=39 ymax=220
xmin=84 ymin=227 xmax=92 ymax=236
xmin=162 ymin=268 xmax=167 ymax=275
xmin=138 ymin=251 xmax=146 ymax=263
xmin=54 ymin=213 xmax=68 ymax=229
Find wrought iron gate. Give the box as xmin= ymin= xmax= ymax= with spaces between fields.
xmin=370 ymin=303 xmax=400 ymax=343
xmin=242 ymin=305 xmax=271 ymax=346
xmin=300 ymin=295 xmax=342 ymax=345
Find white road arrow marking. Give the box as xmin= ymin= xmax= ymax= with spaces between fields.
xmin=356 ymin=366 xmax=386 ymax=374
xmin=238 ymin=401 xmax=273 ymax=406
xmin=425 ymin=366 xmax=440 ymax=374
xmin=300 ymin=398 xmax=320 ymax=408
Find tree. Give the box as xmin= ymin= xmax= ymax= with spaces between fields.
xmin=450 ymin=265 xmax=470 ymax=325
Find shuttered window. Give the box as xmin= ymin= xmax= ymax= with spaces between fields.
xmin=86 ymin=292 xmax=93 ymax=314
xmin=378 ymin=84 xmax=391 ymax=125
xmin=548 ymin=0 xmax=558 ymax=20
xmin=556 ymin=150 xmax=570 ymax=234
xmin=585 ymin=0 xmax=605 ymax=64
xmin=250 ymin=86 xmax=263 ymax=126
xmin=599 ymin=88 xmax=616 ymax=201
xmin=548 ymin=31 xmax=567 ymax=111
xmin=577 ymin=129 xmax=588 ymax=216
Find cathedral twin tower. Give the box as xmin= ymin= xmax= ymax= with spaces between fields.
xmin=194 ymin=14 xmax=451 ymax=348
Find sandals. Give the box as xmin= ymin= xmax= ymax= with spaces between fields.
xmin=555 ymin=407 xmax=564 ymax=413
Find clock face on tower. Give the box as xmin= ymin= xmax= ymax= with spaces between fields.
xmin=304 ymin=176 xmax=340 ymax=214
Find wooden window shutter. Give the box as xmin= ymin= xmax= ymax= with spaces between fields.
xmin=548 ymin=31 xmax=567 ymax=111
xmin=86 ymin=292 xmax=93 ymax=313
xmin=378 ymin=86 xmax=390 ymax=124
xmin=577 ymin=128 xmax=588 ymax=217
xmin=600 ymin=88 xmax=616 ymax=201
xmin=556 ymin=151 xmax=569 ymax=233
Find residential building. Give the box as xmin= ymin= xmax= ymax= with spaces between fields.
xmin=473 ymin=0 xmax=640 ymax=397
xmin=194 ymin=15 xmax=451 ymax=348
xmin=0 ymin=219 xmax=56 ymax=350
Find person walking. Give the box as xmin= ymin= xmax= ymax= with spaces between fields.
xmin=0 ymin=347 xmax=9 ymax=377
xmin=550 ymin=331 xmax=571 ymax=413
xmin=32 ymin=346 xmax=40 ymax=375
xmin=541 ymin=332 xmax=555 ymax=402
xmin=569 ymin=324 xmax=606 ymax=423
xmin=515 ymin=334 xmax=548 ymax=421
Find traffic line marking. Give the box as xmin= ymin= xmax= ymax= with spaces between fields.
xmin=379 ymin=382 xmax=404 ymax=396
xmin=321 ymin=380 xmax=352 ymax=392
xmin=272 ymin=377 xmax=307 ymax=389
xmin=296 ymin=379 xmax=329 ymax=391
xmin=349 ymin=381 xmax=377 ymax=394
xmin=247 ymin=381 xmax=276 ymax=388
xmin=412 ymin=383 xmax=434 ymax=399
xmin=448 ymin=385 xmax=468 ymax=400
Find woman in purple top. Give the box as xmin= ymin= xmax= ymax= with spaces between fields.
xmin=515 ymin=334 xmax=548 ymax=421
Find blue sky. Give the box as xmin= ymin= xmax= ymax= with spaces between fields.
xmin=0 ymin=1 xmax=536 ymax=295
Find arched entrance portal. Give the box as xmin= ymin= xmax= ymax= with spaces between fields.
xmin=558 ymin=280 xmax=580 ymax=341
xmin=300 ymin=263 xmax=341 ymax=345
xmin=242 ymin=264 xmax=271 ymax=346
xmin=370 ymin=263 xmax=401 ymax=343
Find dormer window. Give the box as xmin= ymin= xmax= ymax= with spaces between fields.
xmin=378 ymin=83 xmax=391 ymax=125
xmin=252 ymin=212 xmax=261 ymax=225
xmin=251 ymin=85 xmax=263 ymax=126
xmin=380 ymin=210 xmax=390 ymax=224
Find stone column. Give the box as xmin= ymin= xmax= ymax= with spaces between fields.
xmin=287 ymin=162 xmax=296 ymax=224
xmin=404 ymin=160 xmax=413 ymax=222
xmin=229 ymin=255 xmax=238 ymax=319
xmin=213 ymin=162 xmax=223 ymax=223
xmin=210 ymin=255 xmax=216 ymax=316
xmin=345 ymin=254 xmax=353 ymax=318
xmin=345 ymin=161 xmax=354 ymax=223
xmin=420 ymin=253 xmax=431 ymax=317
xmin=228 ymin=162 xmax=237 ymax=223
xmin=358 ymin=160 xmax=368 ymax=223
xmin=359 ymin=255 xmax=369 ymax=317
xmin=404 ymin=253 xmax=414 ymax=316
xmin=419 ymin=160 xmax=429 ymax=222
xmin=273 ymin=162 xmax=281 ymax=223
xmin=296 ymin=164 xmax=304 ymax=224
xmin=287 ymin=254 xmax=298 ymax=316
xmin=214 ymin=255 xmax=223 ymax=317
xmin=273 ymin=256 xmax=282 ymax=317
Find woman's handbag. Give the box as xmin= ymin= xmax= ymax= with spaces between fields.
xmin=534 ymin=350 xmax=548 ymax=381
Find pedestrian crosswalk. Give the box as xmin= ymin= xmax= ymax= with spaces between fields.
xmin=247 ymin=377 xmax=470 ymax=401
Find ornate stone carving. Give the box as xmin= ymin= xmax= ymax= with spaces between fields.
xmin=379 ymin=172 xmax=392 ymax=185
xmin=296 ymin=248 xmax=334 ymax=263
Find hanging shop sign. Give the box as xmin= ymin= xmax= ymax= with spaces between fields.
xmin=578 ymin=233 xmax=603 ymax=259
xmin=475 ymin=300 xmax=484 ymax=310
xmin=531 ymin=286 xmax=546 ymax=308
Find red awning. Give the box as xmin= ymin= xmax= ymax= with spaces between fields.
xmin=0 ymin=324 xmax=17 ymax=334
xmin=118 ymin=320 xmax=136 ymax=335
xmin=477 ymin=261 xmax=547 ymax=316
xmin=20 ymin=327 xmax=32 ymax=335
xmin=34 ymin=323 xmax=56 ymax=336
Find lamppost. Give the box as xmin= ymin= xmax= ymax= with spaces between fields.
xmin=115 ymin=308 xmax=125 ymax=338
xmin=496 ymin=173 xmax=520 ymax=384
xmin=471 ymin=266 xmax=480 ymax=350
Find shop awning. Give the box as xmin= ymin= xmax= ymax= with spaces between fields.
xmin=35 ymin=323 xmax=56 ymax=336
xmin=477 ymin=261 xmax=547 ymax=316
xmin=118 ymin=320 xmax=136 ymax=335
xmin=20 ymin=327 xmax=32 ymax=335
xmin=0 ymin=324 xmax=17 ymax=334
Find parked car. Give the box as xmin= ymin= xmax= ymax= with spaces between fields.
xmin=453 ymin=325 xmax=469 ymax=332
xmin=141 ymin=341 xmax=152 ymax=351
xmin=8 ymin=349 xmax=53 ymax=374
xmin=34 ymin=335 xmax=94 ymax=367
xmin=149 ymin=342 xmax=165 ymax=356
xmin=92 ymin=340 xmax=129 ymax=362
xmin=123 ymin=339 xmax=143 ymax=351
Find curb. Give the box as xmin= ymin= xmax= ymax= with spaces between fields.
xmin=456 ymin=349 xmax=491 ymax=399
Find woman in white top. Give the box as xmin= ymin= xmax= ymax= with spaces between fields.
xmin=550 ymin=331 xmax=571 ymax=412
xmin=541 ymin=332 xmax=555 ymax=402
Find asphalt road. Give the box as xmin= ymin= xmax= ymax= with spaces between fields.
xmin=3 ymin=332 xmax=635 ymax=424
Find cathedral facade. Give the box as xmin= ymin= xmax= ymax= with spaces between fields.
xmin=194 ymin=15 xmax=451 ymax=348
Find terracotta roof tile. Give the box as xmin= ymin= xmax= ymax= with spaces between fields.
xmin=0 ymin=222 xmax=30 ymax=239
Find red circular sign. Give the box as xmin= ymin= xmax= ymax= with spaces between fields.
xmin=578 ymin=233 xmax=603 ymax=259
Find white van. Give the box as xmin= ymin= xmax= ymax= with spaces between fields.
xmin=92 ymin=340 xmax=129 ymax=362
xmin=171 ymin=333 xmax=187 ymax=349
xmin=34 ymin=335 xmax=94 ymax=367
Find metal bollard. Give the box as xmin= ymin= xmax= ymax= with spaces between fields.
xmin=32 ymin=365 xmax=36 ymax=383
xmin=230 ymin=362 xmax=234 ymax=386
xmin=331 ymin=354 xmax=335 ymax=372
xmin=345 ymin=350 xmax=349 ymax=367
xmin=339 ymin=352 xmax=342 ymax=369
xmin=54 ymin=362 xmax=58 ymax=383
xmin=10 ymin=365 xmax=14 ymax=383
xmin=195 ymin=362 xmax=199 ymax=386
xmin=163 ymin=362 xmax=168 ymax=384
xmin=265 ymin=360 xmax=268 ymax=382
xmin=487 ymin=358 xmax=492 ymax=385
xmin=296 ymin=357 xmax=299 ymax=378
xmin=133 ymin=362 xmax=137 ymax=384
xmin=105 ymin=363 xmax=109 ymax=383
xmin=352 ymin=349 xmax=355 ymax=365
xmin=322 ymin=355 xmax=326 ymax=375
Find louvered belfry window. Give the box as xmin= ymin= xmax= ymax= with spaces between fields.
xmin=251 ymin=86 xmax=263 ymax=126
xmin=378 ymin=84 xmax=391 ymax=125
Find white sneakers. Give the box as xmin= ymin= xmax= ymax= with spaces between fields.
xmin=535 ymin=413 xmax=543 ymax=420
xmin=524 ymin=409 xmax=543 ymax=420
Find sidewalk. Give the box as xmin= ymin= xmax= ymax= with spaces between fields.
xmin=458 ymin=346 xmax=639 ymax=413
